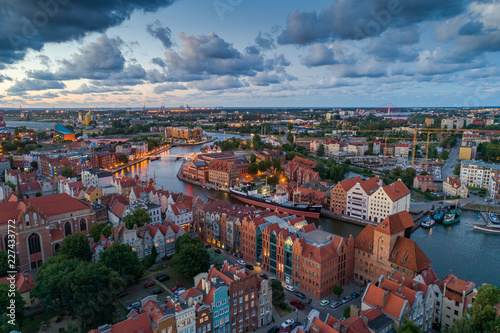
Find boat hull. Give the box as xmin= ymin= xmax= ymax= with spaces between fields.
xmin=474 ymin=224 xmax=500 ymax=234
xmin=230 ymin=193 xmax=321 ymax=218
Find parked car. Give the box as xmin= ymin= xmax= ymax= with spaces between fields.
xmin=290 ymin=300 xmax=305 ymax=310
xmin=289 ymin=322 xmax=302 ymax=330
xmin=279 ymin=329 xmax=290 ymax=333
xmin=284 ymin=285 xmax=295 ymax=292
xmin=267 ymin=326 xmax=280 ymax=333
xmin=153 ymin=289 xmax=164 ymax=295
xmin=342 ymin=296 xmax=352 ymax=303
xmin=215 ymin=249 xmax=222 ymax=254
xmin=294 ymin=291 xmax=306 ymax=299
xmin=245 ymin=264 xmax=254 ymax=270
xmin=281 ymin=319 xmax=295 ymax=329
xmin=126 ymin=302 xmax=141 ymax=311
xmin=175 ymin=288 xmax=186 ymax=295
xmin=157 ymin=274 xmax=170 ymax=282
xmin=330 ymin=301 xmax=342 ymax=309
xmin=320 ymin=300 xmax=330 ymax=307
xmin=205 ymin=244 xmax=211 ymax=248
xmin=144 ymin=280 xmax=156 ymax=288
xmin=351 ymin=292 xmax=361 ymax=299
xmin=237 ymin=260 xmax=245 ymax=265
xmin=117 ymin=291 xmax=128 ymax=298
xmin=171 ymin=284 xmax=183 ymax=292
xmin=260 ymin=274 xmax=269 ymax=280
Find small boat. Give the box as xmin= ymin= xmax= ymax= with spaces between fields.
xmin=433 ymin=210 xmax=444 ymax=222
xmin=175 ymin=156 xmax=182 ymax=161
xmin=421 ymin=216 xmax=435 ymax=229
xmin=489 ymin=213 xmax=500 ymax=224
xmin=476 ymin=213 xmax=482 ymax=218
xmin=473 ymin=224 xmax=500 ymax=234
xmin=443 ymin=209 xmax=461 ymax=225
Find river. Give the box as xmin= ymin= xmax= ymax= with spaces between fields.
xmin=121 ymin=131 xmax=500 ymax=287
xmin=5 ymin=121 xmax=57 ymax=130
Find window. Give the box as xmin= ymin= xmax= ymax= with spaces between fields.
xmin=25 ymin=214 xmax=30 ymax=226
xmin=28 ymin=233 xmax=41 ymax=254
xmin=80 ymin=219 xmax=87 ymax=231
xmin=64 ymin=221 xmax=72 ymax=236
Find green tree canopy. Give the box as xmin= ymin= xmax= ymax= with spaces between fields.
xmin=271 ymin=280 xmax=285 ymax=305
xmin=174 ymin=233 xmax=204 ymax=253
xmin=61 ymin=166 xmax=74 ymax=178
xmin=58 ymin=233 xmax=91 ymax=261
xmin=252 ymin=134 xmax=264 ymax=150
xmin=257 ymin=160 xmax=269 ymax=172
xmin=397 ymin=318 xmax=422 ymax=333
xmin=99 ymin=243 xmax=143 ymax=285
xmin=119 ymin=154 xmax=128 ymax=164
xmin=453 ymin=163 xmax=461 ymax=176
xmin=250 ymin=153 xmax=256 ymax=163
xmin=248 ymin=163 xmax=258 ymax=175
xmin=89 ymin=223 xmax=112 ymax=242
xmin=173 ymin=244 xmax=210 ymax=278
xmin=0 ymin=283 xmax=25 ymax=330
xmin=272 ymin=157 xmax=282 ymax=172
xmin=333 ymin=284 xmax=344 ymax=299
xmin=124 ymin=207 xmax=152 ymax=229
xmin=317 ymin=144 xmax=325 ymax=157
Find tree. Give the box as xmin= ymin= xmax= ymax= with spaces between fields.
xmin=250 ymin=154 xmax=256 ymax=163
xmin=208 ymin=249 xmax=224 ymax=267
xmin=333 ymin=284 xmax=344 ymax=299
xmin=147 ymin=245 xmax=159 ymax=266
xmin=285 ymin=151 xmax=297 ymax=161
xmin=34 ymin=257 xmax=124 ymax=324
xmin=343 ymin=306 xmax=351 ymax=319
xmin=447 ymin=284 xmax=500 ymax=333
xmin=174 ymin=233 xmax=204 ymax=253
xmin=61 ymin=166 xmax=74 ymax=178
xmin=397 ymin=318 xmax=422 ymax=333
xmin=453 ymin=163 xmax=461 ymax=176
xmin=272 ymin=157 xmax=281 ymax=172
xmin=89 ymin=223 xmax=112 ymax=242
xmin=118 ymin=154 xmax=128 ymax=164
xmin=317 ymin=144 xmax=325 ymax=157
xmin=252 ymin=134 xmax=264 ymax=150
xmin=257 ymin=161 xmax=269 ymax=173
xmin=173 ymin=244 xmax=210 ymax=278
xmin=271 ymin=280 xmax=285 ymax=305
xmin=58 ymin=233 xmax=91 ymax=261
xmin=124 ymin=207 xmax=151 ymax=229
xmin=420 ymin=171 xmax=428 ymax=176
xmin=30 ymin=160 xmax=38 ymax=169
xmin=0 ymin=251 xmax=7 ymax=278
xmin=330 ymin=164 xmax=347 ymax=183
xmin=99 ymin=243 xmax=143 ymax=285
xmin=401 ymin=168 xmax=417 ymax=189
xmin=0 ymin=283 xmax=25 ymax=330
xmin=440 ymin=150 xmax=449 ymax=160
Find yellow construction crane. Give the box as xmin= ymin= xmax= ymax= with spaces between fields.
xmin=424 ymin=131 xmax=430 ymax=165
xmin=411 ymin=125 xmax=417 ymax=168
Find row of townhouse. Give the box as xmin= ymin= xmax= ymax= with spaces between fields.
xmin=330 ymin=176 xmax=410 ymax=224
xmin=90 ymin=262 xmax=272 ymax=333
xmin=195 ymin=199 xmax=356 ymax=299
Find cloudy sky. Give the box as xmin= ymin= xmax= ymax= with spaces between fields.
xmin=1 ymin=0 xmax=500 ymax=108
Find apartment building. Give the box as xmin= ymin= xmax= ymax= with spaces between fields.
xmin=367 ymin=180 xmax=410 ymax=224
xmin=346 ymin=177 xmax=382 ymax=220
xmin=166 ymin=127 xmax=203 ymax=140
xmin=354 ymin=211 xmax=431 ymax=285
xmin=443 ymin=177 xmax=468 ymax=198
xmin=82 ymin=169 xmax=113 ymax=188
xmin=488 ymin=170 xmax=500 ymax=201
xmin=460 ymin=161 xmax=500 ymax=189
xmin=395 ymin=143 xmax=410 ymax=159
xmin=413 ymin=175 xmax=439 ymax=192
xmin=208 ymin=160 xmax=239 ymax=189
xmin=439 ymin=274 xmax=476 ymax=331
xmin=329 ymin=176 xmax=363 ymax=214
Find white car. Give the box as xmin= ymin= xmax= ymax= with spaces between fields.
xmin=281 ymin=319 xmax=295 ymax=328
xmin=237 ymin=260 xmax=245 ymax=266
xmin=284 ymin=285 xmax=295 ymax=292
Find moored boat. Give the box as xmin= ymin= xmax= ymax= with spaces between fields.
xmin=229 ymin=186 xmax=322 ymax=218
xmin=433 ymin=210 xmax=444 ymax=222
xmin=443 ymin=211 xmax=460 ymax=225
xmin=473 ymin=224 xmax=500 ymax=234
xmin=421 ymin=216 xmax=435 ymax=229
xmin=489 ymin=213 xmax=500 ymax=224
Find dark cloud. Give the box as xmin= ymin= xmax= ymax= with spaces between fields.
xmin=152 ymin=57 xmax=167 ymax=68
xmin=152 ymin=33 xmax=291 ymax=84
xmin=277 ymin=0 xmax=466 ymax=45
xmin=301 ymin=44 xmax=336 ymax=67
xmin=71 ymin=84 xmax=132 ymax=94
xmin=7 ymin=79 xmax=66 ymax=95
xmin=189 ymin=76 xmax=247 ymax=91
xmin=28 ymin=35 xmax=147 ymax=87
xmin=146 ymin=20 xmax=173 ymax=48
xmin=153 ymin=83 xmax=188 ymax=94
xmin=458 ymin=20 xmax=484 ymax=36
xmin=254 ymin=32 xmax=275 ymax=50
xmin=0 ymin=0 xmax=177 ymax=65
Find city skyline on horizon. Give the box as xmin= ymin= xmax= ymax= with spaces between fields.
xmin=1 ymin=0 xmax=500 ymax=108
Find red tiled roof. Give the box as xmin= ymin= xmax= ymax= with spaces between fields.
xmin=444 ymin=177 xmax=463 ymax=189
xmin=110 ymin=201 xmax=128 ymax=218
xmin=339 ymin=176 xmax=363 ymax=191
xmin=180 ymin=288 xmax=202 ymax=299
xmin=383 ymin=180 xmax=410 ymax=201
xmin=0 ymin=272 xmax=36 ymax=294
xmin=311 ymin=316 xmax=340 ymax=333
xmin=86 ymin=185 xmax=97 ymax=195
xmin=24 ymin=193 xmax=92 ymax=217
xmin=89 ymin=312 xmax=153 ymax=333
xmin=208 ymin=159 xmax=235 ymax=172
xmin=418 ymin=268 xmax=439 ymax=285
xmin=0 ymin=201 xmax=24 ymax=226
xmin=68 ymin=181 xmax=83 ymax=189
xmin=354 ymin=225 xmax=375 ymax=253
xmin=19 ymin=181 xmax=41 ymax=193
xmin=440 ymin=274 xmax=474 ymax=304
xmin=360 ymin=177 xmax=380 ymax=195
xmin=415 ymin=175 xmax=434 ymax=182
xmin=389 ymin=237 xmax=431 ymax=273
xmin=376 ymin=211 xmax=415 ymax=235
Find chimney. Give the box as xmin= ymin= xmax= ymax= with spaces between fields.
xmin=382 ymin=290 xmax=390 ymax=307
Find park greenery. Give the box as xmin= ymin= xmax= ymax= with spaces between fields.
xmin=124 ymin=207 xmax=152 ymax=229
xmin=171 ymin=234 xmax=211 ymax=279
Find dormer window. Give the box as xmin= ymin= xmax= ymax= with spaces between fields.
xmin=25 ymin=214 xmax=30 ymax=226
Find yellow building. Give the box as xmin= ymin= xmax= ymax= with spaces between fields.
xmin=459 ymin=146 xmax=472 ymax=160
xmin=84 ymin=185 xmax=103 ymax=203
xmin=83 ymin=114 xmax=92 ymax=125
